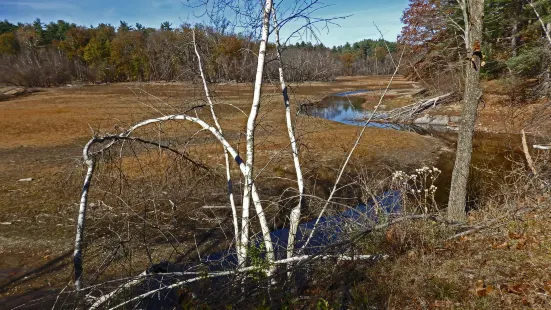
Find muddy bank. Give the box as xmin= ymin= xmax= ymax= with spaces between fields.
xmin=321 ymin=78 xmax=551 ymax=136
xmin=306 ymin=87 xmax=539 ymax=210
xmin=414 ymin=80 xmax=551 ymax=135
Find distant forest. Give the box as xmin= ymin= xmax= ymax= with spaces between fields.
xmin=0 ymin=19 xmax=397 ymax=87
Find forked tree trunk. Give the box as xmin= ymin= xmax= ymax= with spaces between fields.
xmin=448 ymin=0 xmax=485 ymax=222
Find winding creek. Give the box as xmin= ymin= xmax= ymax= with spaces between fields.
xmin=133 ymin=90 xmax=529 ymax=308
xmin=44 ymin=86 xmax=538 ymax=310
xmin=307 ymin=91 xmax=526 ymax=206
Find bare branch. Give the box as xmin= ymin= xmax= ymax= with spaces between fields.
xmin=302 ymin=47 xmax=406 ymax=250
xmin=193 ymin=28 xmax=241 ymax=259
xmin=527 ymin=0 xmax=551 ymax=47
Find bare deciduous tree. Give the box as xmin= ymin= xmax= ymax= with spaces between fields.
xmin=70 ymin=1 xmax=405 ymax=308
xmin=448 ymin=0 xmax=485 ymax=221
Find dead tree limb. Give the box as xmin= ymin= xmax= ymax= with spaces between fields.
xmin=376 ymin=92 xmax=455 ymax=122
xmin=73 ymin=113 xmax=268 ymax=290
xmin=521 ymin=129 xmax=538 ymax=176
xmin=74 ymin=141 xmax=95 ymax=292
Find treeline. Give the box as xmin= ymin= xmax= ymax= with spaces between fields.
xmin=332 ymin=39 xmax=398 ymax=76
xmin=399 ymin=0 xmax=551 ymax=95
xmin=0 ymin=19 xmax=397 ymax=87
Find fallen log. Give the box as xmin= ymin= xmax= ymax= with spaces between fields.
xmin=375 ymin=92 xmax=455 ymax=122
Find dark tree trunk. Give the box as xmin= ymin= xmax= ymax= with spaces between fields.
xmin=511 ymin=23 xmax=518 ymax=57
xmin=448 ymin=0 xmax=485 ymax=222
xmin=511 ymin=1 xmax=523 ymax=57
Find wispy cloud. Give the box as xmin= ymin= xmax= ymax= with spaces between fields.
xmin=3 ymin=1 xmax=78 ymax=10
xmin=151 ymin=0 xmax=179 ymax=9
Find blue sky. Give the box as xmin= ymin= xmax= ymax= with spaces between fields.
xmin=0 ymin=0 xmax=409 ymax=46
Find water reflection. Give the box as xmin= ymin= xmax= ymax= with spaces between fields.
xmin=303 ymin=95 xmax=442 ymax=134
xmin=304 ymin=95 xmax=367 ymax=125
xmin=131 ymin=92 xmax=523 ymax=309
xmin=334 ymin=89 xmax=372 ymax=97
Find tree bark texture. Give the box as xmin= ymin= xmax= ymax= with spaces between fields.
xmin=448 ymin=0 xmax=484 ymax=221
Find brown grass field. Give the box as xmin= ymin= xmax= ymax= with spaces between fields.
xmin=1 ymin=76 xmax=551 ymax=309
xmin=0 ymin=76 xmax=445 ymax=304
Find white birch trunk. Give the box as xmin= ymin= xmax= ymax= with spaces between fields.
xmin=73 ymin=140 xmax=96 ymax=290
xmin=242 ymin=0 xmax=275 ymax=270
xmin=192 ymin=30 xmax=241 ymax=262
xmin=272 ymin=9 xmax=305 ymax=261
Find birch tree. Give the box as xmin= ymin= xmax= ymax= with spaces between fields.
xmin=527 ymin=0 xmax=551 ymax=48
xmin=72 ymin=0 xmax=277 ymax=291
xmin=192 ymin=29 xmax=241 ymax=263
xmin=71 ymin=1 xmax=385 ymax=307
xmin=241 ymin=0 xmax=276 ymax=270
xmin=272 ymin=7 xmax=305 ymax=262
xmin=447 ymin=0 xmax=485 ymax=221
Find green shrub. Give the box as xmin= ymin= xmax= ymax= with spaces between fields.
xmin=506 ymin=46 xmax=545 ymax=77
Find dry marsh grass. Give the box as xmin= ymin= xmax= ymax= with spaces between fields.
xmin=0 ymin=76 xmax=444 ymax=304
xmin=300 ymin=156 xmax=551 ymax=309
xmin=1 ymin=76 xmax=549 ymax=309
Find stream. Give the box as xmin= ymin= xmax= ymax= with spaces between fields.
xmin=306 ymin=92 xmax=526 ymax=205
xmin=130 ymin=91 xmax=527 ymax=308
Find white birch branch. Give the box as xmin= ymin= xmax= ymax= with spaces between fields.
xmin=272 ymin=7 xmax=305 ymax=261
xmin=73 ymin=113 xmax=267 ymax=290
xmin=193 ymin=29 xmax=241 ymax=261
xmin=89 ymin=271 xmax=147 ymax=309
xmin=521 ymin=129 xmax=538 ymax=176
xmin=92 ymin=254 xmax=385 ymax=309
xmin=89 ymin=212 xmax=433 ymax=309
xmin=528 ymin=0 xmax=551 ymax=47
